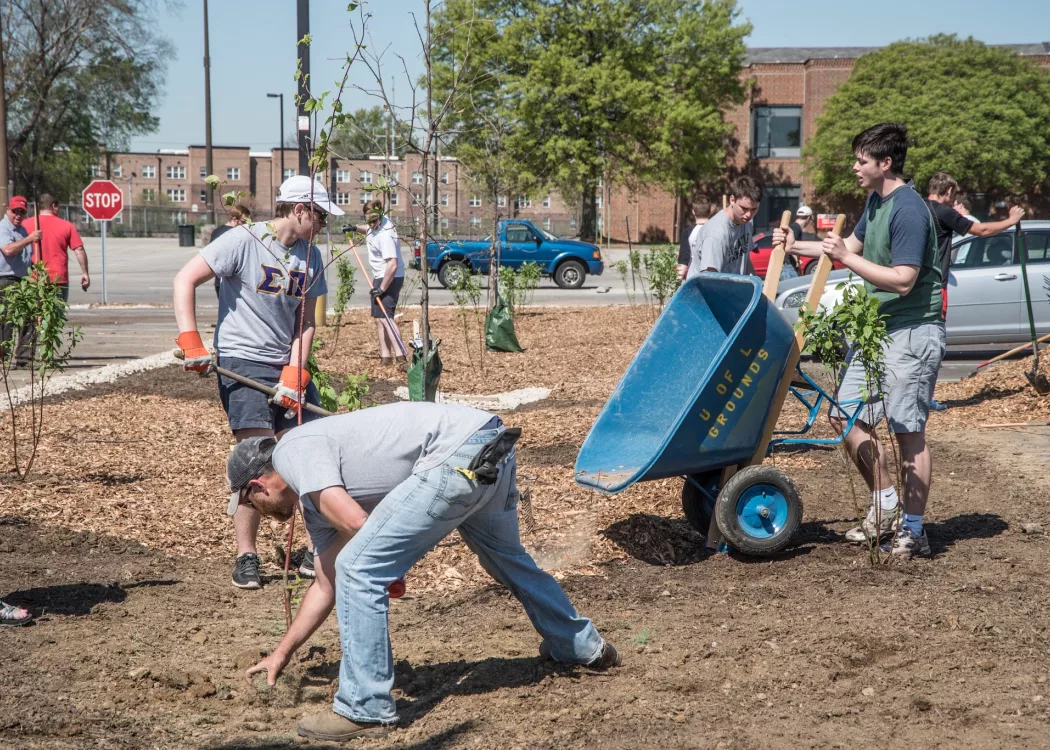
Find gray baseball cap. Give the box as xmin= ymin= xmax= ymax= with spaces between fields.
xmin=226 ymin=436 xmax=277 ymax=516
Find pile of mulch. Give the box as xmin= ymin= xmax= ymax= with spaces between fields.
xmin=2 ymin=305 xmax=1047 ymax=595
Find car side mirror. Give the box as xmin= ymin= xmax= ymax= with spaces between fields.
xmin=535 ymin=237 xmax=542 ymax=245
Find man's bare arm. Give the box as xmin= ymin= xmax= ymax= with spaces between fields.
xmin=968 ymin=206 xmax=1024 ymax=237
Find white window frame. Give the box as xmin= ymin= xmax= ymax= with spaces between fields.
xmin=90 ymin=165 xmax=102 ymax=177
xmin=469 ymin=216 xmax=482 ymax=228
xmin=390 ymin=171 xmax=399 ymax=184
xmin=440 ymin=171 xmax=449 ymax=185
xmin=389 ymin=192 xmax=399 ymax=207
xmin=359 ymin=192 xmax=369 ymax=204
xmin=542 ymin=195 xmax=551 ymax=208
xmin=515 ymin=196 xmax=532 ymax=209
xmin=336 ymin=169 xmax=350 ymax=183
xmin=199 ymin=166 xmax=207 ymax=179
xmin=497 ymin=196 xmax=507 ymax=208
xmin=199 ymin=189 xmax=207 ymax=203
xmin=167 ymin=188 xmax=186 ymax=203
xmin=283 ymin=168 xmax=297 ymax=180
xmin=142 ymin=188 xmax=156 ymax=202
xmin=543 ymin=217 xmax=552 ymax=230
xmin=411 ymin=171 xmax=423 ymax=185
xmin=141 ymin=165 xmax=156 ymax=179
xmin=469 ymin=195 xmax=482 ymax=207
xmin=440 ymin=193 xmax=449 ymax=207
xmin=360 ymin=170 xmax=373 ymax=184
xmin=112 ymin=165 xmax=123 ymax=178
xmin=336 ymin=192 xmax=350 ymax=206
xmin=227 ymin=167 xmax=241 ymax=181
xmin=167 ymin=165 xmax=186 ymax=180
xmin=440 ymin=216 xmax=449 ymax=229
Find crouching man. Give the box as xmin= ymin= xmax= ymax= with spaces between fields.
xmin=232 ymin=401 xmax=620 ymax=742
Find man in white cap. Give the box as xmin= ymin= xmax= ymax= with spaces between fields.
xmin=173 ymin=175 xmax=343 ymax=589
xmin=786 ymin=205 xmax=814 ymax=253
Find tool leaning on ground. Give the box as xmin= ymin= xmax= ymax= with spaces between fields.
xmin=574 ymin=214 xmax=856 ymax=557
xmin=173 ymin=349 xmax=334 ymax=418
xmin=1015 ymin=217 xmax=1050 ymax=395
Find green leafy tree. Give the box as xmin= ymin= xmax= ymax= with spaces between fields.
xmin=3 ymin=0 xmax=170 ymax=198
xmin=804 ymin=36 xmax=1050 ymax=206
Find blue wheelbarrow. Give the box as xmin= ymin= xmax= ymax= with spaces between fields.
xmin=574 ymin=271 xmax=863 ymax=557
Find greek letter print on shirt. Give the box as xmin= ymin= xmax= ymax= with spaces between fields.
xmin=257 ymin=265 xmax=308 ymax=297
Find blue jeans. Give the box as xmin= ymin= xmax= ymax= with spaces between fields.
xmin=332 ymin=424 xmax=605 ymax=724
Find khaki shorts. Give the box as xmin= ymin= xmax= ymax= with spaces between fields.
xmin=830 ymin=323 xmax=946 ymax=434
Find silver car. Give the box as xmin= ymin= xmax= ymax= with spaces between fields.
xmin=774 ymin=221 xmax=1050 ymax=345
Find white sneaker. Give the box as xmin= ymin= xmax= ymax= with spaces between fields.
xmin=844 ymin=504 xmax=898 ymax=542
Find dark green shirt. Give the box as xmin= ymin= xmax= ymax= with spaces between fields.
xmin=854 ymin=184 xmax=943 ymax=330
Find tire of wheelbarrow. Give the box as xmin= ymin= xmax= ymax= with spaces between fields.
xmin=715 ymin=465 xmax=802 ymax=557
xmin=681 ymin=471 xmax=720 ymax=534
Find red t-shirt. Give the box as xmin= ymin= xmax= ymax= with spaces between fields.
xmin=21 ymin=214 xmax=83 ymax=283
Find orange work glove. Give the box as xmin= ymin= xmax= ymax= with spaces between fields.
xmin=271 ymin=366 xmax=311 ymax=411
xmin=176 ymin=331 xmax=212 ymax=372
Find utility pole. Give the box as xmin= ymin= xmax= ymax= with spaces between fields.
xmin=267 ymin=93 xmax=284 ymax=208
xmin=432 ymin=136 xmax=440 ymax=235
xmin=296 ymin=0 xmax=310 ymax=177
xmin=203 ymin=0 xmax=215 ymax=224
xmin=0 ymin=18 xmax=9 ymax=210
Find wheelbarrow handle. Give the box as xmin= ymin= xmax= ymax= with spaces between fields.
xmin=172 ymin=350 xmax=334 ymax=418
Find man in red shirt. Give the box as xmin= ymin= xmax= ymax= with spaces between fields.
xmin=22 ymin=193 xmax=90 ymax=301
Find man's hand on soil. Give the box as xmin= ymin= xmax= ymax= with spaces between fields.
xmin=175 ymin=331 xmax=212 ymax=372
xmin=271 ymin=366 xmax=311 ymax=411
xmin=246 ymin=651 xmax=289 ymax=687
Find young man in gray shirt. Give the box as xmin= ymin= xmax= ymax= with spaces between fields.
xmin=685 ymin=177 xmax=763 ymax=279
xmin=230 ymin=402 xmax=620 ymax=741
xmin=173 ymin=176 xmax=341 ymax=589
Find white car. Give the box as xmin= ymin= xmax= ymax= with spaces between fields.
xmin=773 ymin=222 xmax=1050 ymax=346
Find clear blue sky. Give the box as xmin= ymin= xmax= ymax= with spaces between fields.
xmin=131 ymin=0 xmax=1050 ymax=152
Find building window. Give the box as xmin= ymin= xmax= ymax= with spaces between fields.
xmin=167 ymin=188 xmax=186 ymax=203
xmin=167 ymin=165 xmax=186 ymax=180
xmin=227 ymin=167 xmax=241 ymax=181
xmin=469 ymin=195 xmax=481 ymax=207
xmin=411 ymin=172 xmax=423 ymax=185
xmin=412 ymin=215 xmax=421 ymax=225
xmin=440 ymin=171 xmax=449 ymax=184
xmin=112 ymin=165 xmax=123 ymax=178
xmin=90 ymin=164 xmax=102 ymax=177
xmin=542 ymin=195 xmax=551 ymax=208
xmin=469 ymin=216 xmax=481 ymax=228
xmin=440 ymin=216 xmax=449 ymax=229
xmin=543 ymin=217 xmax=552 ymax=230
xmin=440 ymin=193 xmax=449 ymax=207
xmin=283 ymin=168 xmax=297 ymax=180
xmin=171 ymin=211 xmax=187 ymax=225
xmin=359 ymin=192 xmax=369 ymax=204
xmin=389 ymin=192 xmax=399 ymax=207
xmin=515 ymin=196 xmax=532 ymax=209
xmin=336 ymin=192 xmax=350 ymax=206
xmin=142 ymin=189 xmax=156 ymax=202
xmin=752 ymin=106 xmax=802 ymax=159
xmin=755 ymin=185 xmax=801 ymax=230
xmin=569 ymin=217 xmax=577 ymax=230
xmin=596 ymin=195 xmax=603 ymax=209
xmin=200 ymin=167 xmax=207 ymax=179
xmin=389 ymin=171 xmax=398 ymax=184
xmin=336 ymin=169 xmax=350 ymax=183
xmin=199 ymin=190 xmax=207 ymax=203
xmin=142 ymin=165 xmax=156 ymax=179
xmin=360 ymin=171 xmax=373 ymax=184
xmin=497 ymin=196 xmax=507 ymax=208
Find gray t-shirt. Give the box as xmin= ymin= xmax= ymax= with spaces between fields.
xmin=272 ymin=402 xmax=495 ymax=554
xmin=0 ymin=217 xmax=31 ymax=278
xmin=201 ymin=222 xmax=327 ymax=364
xmin=686 ymin=210 xmax=753 ymax=278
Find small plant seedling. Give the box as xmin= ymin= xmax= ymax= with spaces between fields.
xmin=631 ymin=627 xmax=652 ymax=645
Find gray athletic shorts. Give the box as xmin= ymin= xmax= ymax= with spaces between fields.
xmin=217 ymin=355 xmax=323 ymax=433
xmin=830 ymin=322 xmax=946 ymax=434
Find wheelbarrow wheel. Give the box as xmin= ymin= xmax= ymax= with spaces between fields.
xmin=681 ymin=470 xmax=721 ymax=534
xmin=715 ymin=465 xmax=802 ymax=557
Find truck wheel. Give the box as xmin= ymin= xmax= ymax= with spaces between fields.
xmin=681 ymin=470 xmax=720 ymax=535
xmin=714 ymin=465 xmax=802 ymax=557
xmin=438 ymin=260 xmax=469 ymax=289
xmin=554 ymin=260 xmax=586 ymax=289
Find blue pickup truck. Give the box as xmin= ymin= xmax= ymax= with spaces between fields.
xmin=411 ymin=219 xmax=604 ymax=289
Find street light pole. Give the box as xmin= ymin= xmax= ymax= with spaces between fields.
xmin=203 ymin=0 xmax=216 ymax=225
xmin=296 ymin=0 xmax=310 ymax=177
xmin=267 ymin=93 xmax=284 ymax=209
xmin=0 ymin=18 xmax=9 ymax=210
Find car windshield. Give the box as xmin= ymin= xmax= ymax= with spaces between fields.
xmin=539 ymin=228 xmax=558 ymax=240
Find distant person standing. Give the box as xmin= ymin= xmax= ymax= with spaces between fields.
xmin=22 ymin=194 xmax=90 ymax=302
xmin=685 ymin=177 xmax=762 ymax=279
xmin=0 ymin=196 xmax=41 ymax=367
xmin=210 ymin=204 xmax=252 ymax=296
xmin=952 ymin=194 xmax=978 ymax=225
xmin=355 ymin=200 xmax=405 ymax=366
xmin=675 ymin=198 xmax=711 ymax=280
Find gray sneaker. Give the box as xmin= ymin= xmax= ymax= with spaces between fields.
xmin=844 ymin=504 xmax=898 ymax=542
xmin=882 ymin=527 xmax=932 ymax=558
xmin=232 ymin=553 xmax=262 ymax=589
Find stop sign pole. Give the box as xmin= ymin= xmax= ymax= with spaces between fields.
xmin=82 ymin=179 xmax=124 ymax=304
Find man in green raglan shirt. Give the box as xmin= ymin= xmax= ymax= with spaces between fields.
xmin=774 ymin=123 xmax=944 ymax=558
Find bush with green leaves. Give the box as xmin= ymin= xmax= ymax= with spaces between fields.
xmin=1 ymin=263 xmax=83 ymax=479
xmin=643 ymin=245 xmax=682 ymax=312
xmin=326 ymin=254 xmax=356 ymax=357
xmin=306 ymin=338 xmax=369 ymax=413
xmin=451 ymin=271 xmax=484 ymax=367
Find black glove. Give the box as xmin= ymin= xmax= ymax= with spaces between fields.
xmin=369 ymin=287 xmax=383 ymax=300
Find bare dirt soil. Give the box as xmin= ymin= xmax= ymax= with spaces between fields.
xmin=3 ymin=307 xmax=1050 ymax=749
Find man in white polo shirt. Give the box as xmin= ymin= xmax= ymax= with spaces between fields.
xmin=355 ymin=200 xmax=405 ymax=366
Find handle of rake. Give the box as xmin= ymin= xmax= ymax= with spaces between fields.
xmin=965 ymin=332 xmax=1050 ymax=378
xmin=346 ymin=244 xmax=409 ymax=358
xmin=761 ymin=210 xmax=794 ymax=302
xmin=172 ymin=351 xmax=333 ymax=417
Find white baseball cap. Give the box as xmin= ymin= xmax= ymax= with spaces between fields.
xmin=276 ymin=175 xmax=345 ymax=216
xmin=796 ymin=205 xmax=813 ymax=218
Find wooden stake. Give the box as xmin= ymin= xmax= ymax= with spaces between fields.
xmin=761 ymin=210 xmax=794 ymax=302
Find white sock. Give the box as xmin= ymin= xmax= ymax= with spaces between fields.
xmin=873 ymin=486 xmax=899 ymax=511
xmin=902 ymin=514 xmax=923 ymax=535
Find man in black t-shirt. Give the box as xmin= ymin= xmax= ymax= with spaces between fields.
xmin=926 ymin=173 xmax=1022 ymax=294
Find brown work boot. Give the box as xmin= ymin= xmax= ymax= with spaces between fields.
xmin=297 ymin=711 xmax=390 ymax=741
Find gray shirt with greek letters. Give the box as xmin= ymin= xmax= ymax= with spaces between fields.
xmin=201 ymin=222 xmax=327 ymax=364
xmin=686 ymin=210 xmax=753 ymax=278
xmin=272 ymin=402 xmax=495 ymax=555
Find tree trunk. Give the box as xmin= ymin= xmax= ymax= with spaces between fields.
xmin=579 ymin=174 xmax=598 ymax=241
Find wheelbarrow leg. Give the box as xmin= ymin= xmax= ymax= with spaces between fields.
xmin=705 ymin=465 xmax=737 ymax=551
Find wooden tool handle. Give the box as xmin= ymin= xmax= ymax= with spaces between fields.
xmin=761 ymin=210 xmax=793 ymax=302
xmin=795 ymin=213 xmax=846 ymax=349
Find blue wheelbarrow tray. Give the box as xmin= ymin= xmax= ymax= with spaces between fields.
xmin=575 ymin=274 xmax=796 ymax=494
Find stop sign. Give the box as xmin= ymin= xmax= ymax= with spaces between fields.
xmin=82 ymin=179 xmax=124 ymax=221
